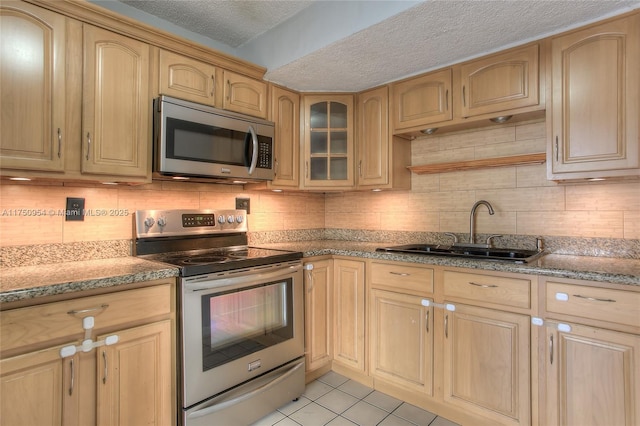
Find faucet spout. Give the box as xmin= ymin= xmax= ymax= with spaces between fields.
xmin=469 ymin=200 xmax=494 ymax=244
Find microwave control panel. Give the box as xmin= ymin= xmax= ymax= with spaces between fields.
xmin=257 ymin=140 xmax=272 ymax=169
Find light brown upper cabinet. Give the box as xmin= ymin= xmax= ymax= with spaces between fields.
xmin=390 ymin=68 xmax=453 ymax=131
xmin=302 ymin=94 xmax=355 ymax=189
xmin=458 ymin=43 xmax=540 ymax=118
xmin=547 ymin=12 xmax=640 ymax=181
xmin=222 ymin=70 xmax=268 ymax=119
xmin=0 ymin=2 xmax=67 ymax=173
xmin=357 ymin=86 xmax=410 ymax=190
xmin=269 ymin=85 xmax=300 ymax=188
xmin=82 ymin=25 xmax=151 ymax=180
xmin=158 ymin=49 xmax=216 ymax=106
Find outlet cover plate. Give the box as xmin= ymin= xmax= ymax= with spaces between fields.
xmin=66 ymin=197 xmax=85 ymax=221
xmin=236 ymin=197 xmax=250 ymax=214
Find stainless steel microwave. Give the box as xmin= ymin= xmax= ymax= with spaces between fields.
xmin=154 ymin=95 xmax=275 ymax=182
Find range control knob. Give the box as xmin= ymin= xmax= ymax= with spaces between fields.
xmin=157 ymin=217 xmax=167 ymax=228
xmin=236 ymin=215 xmax=244 ymax=223
xmin=227 ymin=215 xmax=235 ymax=224
xmin=217 ymin=215 xmax=226 ymax=224
xmin=144 ymin=217 xmax=155 ymax=228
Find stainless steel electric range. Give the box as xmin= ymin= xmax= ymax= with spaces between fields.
xmin=134 ymin=209 xmax=305 ymax=426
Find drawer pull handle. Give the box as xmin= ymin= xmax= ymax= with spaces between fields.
xmin=444 ymin=314 xmax=449 ymax=338
xmin=102 ymin=350 xmax=108 ymax=384
xmin=390 ymin=272 xmax=410 ymax=276
xmin=425 ymin=310 xmax=430 ymax=333
xmin=573 ymin=294 xmax=616 ymax=303
xmin=67 ymin=304 xmax=109 ymax=316
xmin=549 ymin=334 xmax=554 ymax=365
xmin=69 ymin=358 xmax=74 ymax=396
xmin=468 ymin=282 xmax=498 ymax=288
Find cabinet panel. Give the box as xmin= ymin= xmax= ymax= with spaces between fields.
xmin=369 ymin=261 xmax=434 ymax=295
xmin=357 ymin=86 xmax=388 ymax=187
xmin=459 ymin=44 xmax=539 ymax=117
xmin=546 ymin=281 xmax=640 ymax=328
xmin=82 ymin=25 xmax=150 ymax=179
xmin=222 ymin=70 xmax=267 ymax=118
xmin=0 ymin=2 xmax=66 ymax=172
xmin=443 ymin=270 xmax=531 ymax=309
xmin=302 ymin=95 xmax=355 ymax=188
xmin=333 ymin=259 xmax=365 ymax=372
xmin=370 ymin=289 xmax=433 ymax=395
xmin=1 ymin=284 xmax=172 ymax=354
xmin=549 ymin=13 xmax=640 ymax=179
xmin=97 ymin=320 xmax=172 ymax=426
xmin=159 ymin=49 xmax=215 ymax=105
xmin=443 ymin=304 xmax=530 ymax=425
xmin=304 ymin=259 xmax=333 ymax=371
xmin=545 ymin=323 xmax=640 ymax=426
xmin=391 ymin=68 xmax=452 ymax=131
xmin=0 ymin=346 xmax=64 ymax=426
xmin=270 ymin=85 xmax=300 ymax=187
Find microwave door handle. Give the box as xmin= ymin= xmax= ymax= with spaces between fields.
xmin=247 ymin=125 xmax=258 ymax=175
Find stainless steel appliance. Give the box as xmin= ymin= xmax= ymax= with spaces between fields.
xmin=154 ymin=95 xmax=275 ymax=182
xmin=134 ymin=209 xmax=304 ymax=426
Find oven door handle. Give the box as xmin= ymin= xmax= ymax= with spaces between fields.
xmin=185 ymin=264 xmax=302 ymax=292
xmin=186 ymin=359 xmax=304 ymax=420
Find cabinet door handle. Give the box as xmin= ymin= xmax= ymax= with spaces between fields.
xmin=462 ymin=86 xmax=466 ymax=107
xmin=445 ymin=90 xmax=449 ymax=111
xmin=305 ymin=161 xmax=309 ymax=179
xmin=68 ymin=358 xmax=75 ymax=396
xmin=389 ymin=271 xmax=410 ymax=276
xmin=425 ymin=310 xmax=430 ymax=333
xmin=57 ymin=128 xmax=62 ymax=158
xmin=85 ymin=132 xmax=91 ymax=161
xmin=444 ymin=314 xmax=449 ymax=338
xmin=358 ymin=160 xmax=362 ymax=177
xmin=67 ymin=304 xmax=109 ymax=316
xmin=210 ymin=75 xmax=215 ymax=97
xmin=468 ymin=282 xmax=498 ymax=288
xmin=555 ymin=136 xmax=559 ymax=162
xmin=226 ymin=80 xmax=231 ymax=100
xmin=573 ymin=294 xmax=616 ymax=303
xmin=102 ymin=350 xmax=108 ymax=384
xmin=549 ymin=334 xmax=554 ymax=365
xmin=274 ymin=159 xmax=279 ymax=177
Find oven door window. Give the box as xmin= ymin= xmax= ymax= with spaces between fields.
xmin=201 ymin=278 xmax=293 ymax=371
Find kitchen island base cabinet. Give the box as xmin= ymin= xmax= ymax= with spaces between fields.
xmin=544 ymin=323 xmax=640 ymax=426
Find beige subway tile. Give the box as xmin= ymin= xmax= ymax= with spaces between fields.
xmin=328 ymin=212 xmax=381 ymax=230
xmin=566 ymin=182 xmax=640 ymax=211
xmin=381 ymin=211 xmax=439 ymax=232
xmin=198 ymin=192 xmax=237 ymax=209
xmin=118 ymin=189 xmax=200 ymax=211
xmin=248 ymin=212 xmax=284 ymax=232
xmin=515 ymin=121 xmax=545 ymax=141
xmin=624 ymin=211 xmax=640 ymax=239
xmin=475 ymin=138 xmax=546 ymax=159
xmin=439 ymin=126 xmax=515 ymax=150
xmin=517 ymin=211 xmax=624 ymax=238
xmin=440 ymin=167 xmax=516 ymax=192
xmin=476 ymin=186 xmax=565 ymax=212
xmin=413 ymin=147 xmax=475 ymax=165
xmin=411 ymin=173 xmax=440 ymax=192
xmin=516 ymin=164 xmax=556 ymax=188
xmin=284 ymin=211 xmax=325 ymax=229
xmin=406 ymin=191 xmax=475 ymax=212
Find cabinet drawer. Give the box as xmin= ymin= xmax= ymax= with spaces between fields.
xmin=546 ymin=282 xmax=640 ymax=327
xmin=370 ymin=262 xmax=434 ymax=294
xmin=443 ymin=270 xmax=531 ymax=309
xmin=1 ymin=284 xmax=172 ymax=354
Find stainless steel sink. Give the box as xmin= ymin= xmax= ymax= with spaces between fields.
xmin=376 ymin=244 xmax=545 ymax=263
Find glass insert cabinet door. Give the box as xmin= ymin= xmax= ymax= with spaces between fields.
xmin=303 ymin=95 xmax=354 ymax=188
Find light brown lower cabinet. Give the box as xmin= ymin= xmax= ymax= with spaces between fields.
xmin=369 ymin=289 xmax=434 ymax=396
xmin=0 ymin=281 xmax=174 ymax=426
xmin=303 ymin=258 xmax=333 ymax=372
xmin=544 ymin=323 xmax=640 ymax=426
xmin=442 ymin=304 xmax=530 ymax=426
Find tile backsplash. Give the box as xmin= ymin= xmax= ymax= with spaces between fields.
xmin=1 ymin=120 xmax=638 ymax=260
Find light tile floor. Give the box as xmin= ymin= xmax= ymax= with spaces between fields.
xmin=251 ymin=371 xmax=460 ymax=426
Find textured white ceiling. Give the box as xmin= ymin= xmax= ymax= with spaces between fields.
xmin=113 ymin=0 xmax=640 ymax=92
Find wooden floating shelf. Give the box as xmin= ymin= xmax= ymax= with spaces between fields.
xmin=408 ymin=153 xmax=546 ymax=175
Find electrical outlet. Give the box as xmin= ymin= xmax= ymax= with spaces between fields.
xmin=66 ymin=197 xmax=85 ymax=221
xmin=235 ymin=197 xmax=250 ymax=214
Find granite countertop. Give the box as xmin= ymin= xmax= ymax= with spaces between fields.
xmin=1 ymin=240 xmax=638 ymax=306
xmin=256 ymin=240 xmax=640 ymax=286
xmin=0 ymin=257 xmax=179 ymax=304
